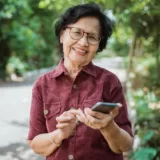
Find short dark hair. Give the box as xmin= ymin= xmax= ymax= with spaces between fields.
xmin=55 ymin=3 xmax=112 ymax=53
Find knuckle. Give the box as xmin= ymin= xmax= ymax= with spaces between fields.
xmin=63 ymin=111 xmax=67 ymax=115
xmin=92 ymin=111 xmax=98 ymax=116
xmin=93 ymin=112 xmax=102 ymax=118
xmin=90 ymin=119 xmax=96 ymax=124
xmin=56 ymin=117 xmax=61 ymax=122
xmin=94 ymin=112 xmax=100 ymax=116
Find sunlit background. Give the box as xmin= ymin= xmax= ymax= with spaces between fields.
xmin=0 ymin=0 xmax=160 ymax=159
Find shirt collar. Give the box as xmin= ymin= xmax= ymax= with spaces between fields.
xmin=82 ymin=61 xmax=97 ymax=78
xmin=51 ymin=58 xmax=97 ymax=78
xmin=51 ymin=59 xmax=67 ymax=78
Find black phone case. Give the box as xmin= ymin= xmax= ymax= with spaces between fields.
xmin=91 ymin=102 xmax=118 ymax=113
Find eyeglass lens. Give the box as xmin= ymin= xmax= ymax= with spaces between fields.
xmin=69 ymin=27 xmax=101 ymax=44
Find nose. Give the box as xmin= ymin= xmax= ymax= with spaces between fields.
xmin=77 ymin=34 xmax=89 ymax=46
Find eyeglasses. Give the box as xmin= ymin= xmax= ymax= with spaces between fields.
xmin=66 ymin=27 xmax=101 ymax=45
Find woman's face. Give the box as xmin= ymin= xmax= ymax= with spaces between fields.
xmin=60 ymin=17 xmax=101 ymax=66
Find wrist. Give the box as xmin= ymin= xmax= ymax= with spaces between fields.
xmin=55 ymin=129 xmax=65 ymax=142
xmin=100 ymin=120 xmax=115 ymax=133
xmin=49 ymin=129 xmax=64 ymax=146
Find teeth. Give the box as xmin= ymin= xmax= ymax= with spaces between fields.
xmin=75 ymin=48 xmax=86 ymax=53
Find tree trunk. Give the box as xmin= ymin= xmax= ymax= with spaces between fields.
xmin=155 ymin=47 xmax=160 ymax=80
xmin=0 ymin=39 xmax=11 ymax=78
xmin=127 ymin=35 xmax=136 ymax=79
xmin=154 ymin=36 xmax=160 ymax=80
xmin=135 ymin=38 xmax=143 ymax=57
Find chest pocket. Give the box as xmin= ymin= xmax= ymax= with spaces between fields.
xmin=44 ymin=102 xmax=61 ymax=132
xmin=76 ymin=98 xmax=103 ymax=137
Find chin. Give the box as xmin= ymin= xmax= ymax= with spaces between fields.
xmin=73 ymin=58 xmax=87 ymax=65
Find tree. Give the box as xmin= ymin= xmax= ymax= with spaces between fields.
xmin=112 ymin=0 xmax=160 ymax=74
xmin=0 ymin=0 xmax=59 ymax=77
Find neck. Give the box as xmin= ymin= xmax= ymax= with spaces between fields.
xmin=64 ymin=59 xmax=83 ymax=79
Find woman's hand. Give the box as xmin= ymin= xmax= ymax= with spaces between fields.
xmin=56 ymin=110 xmax=77 ymax=139
xmin=71 ymin=104 xmax=122 ymax=130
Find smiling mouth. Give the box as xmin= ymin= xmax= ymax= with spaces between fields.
xmin=73 ymin=48 xmax=87 ymax=56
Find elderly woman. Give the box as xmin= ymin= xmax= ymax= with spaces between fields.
xmin=27 ymin=3 xmax=134 ymax=160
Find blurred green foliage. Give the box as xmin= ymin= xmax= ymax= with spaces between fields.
xmin=6 ymin=56 xmax=27 ymax=76
xmin=0 ymin=0 xmax=159 ymax=78
xmin=130 ymin=88 xmax=160 ymax=160
xmin=128 ymin=55 xmax=160 ymax=159
xmin=130 ymin=56 xmax=160 ymax=97
xmin=115 ymin=2 xmax=160 ymax=158
xmin=0 ymin=0 xmax=60 ymax=77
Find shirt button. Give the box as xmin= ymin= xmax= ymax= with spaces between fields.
xmin=44 ymin=109 xmax=48 ymax=115
xmin=73 ymin=84 xmax=77 ymax=89
xmin=68 ymin=154 xmax=74 ymax=160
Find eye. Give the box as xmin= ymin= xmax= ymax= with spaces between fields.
xmin=71 ymin=28 xmax=81 ymax=35
xmin=88 ymin=34 xmax=99 ymax=41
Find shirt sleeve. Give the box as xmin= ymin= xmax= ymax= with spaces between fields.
xmin=27 ymin=79 xmax=47 ymax=140
xmin=109 ymin=80 xmax=133 ymax=137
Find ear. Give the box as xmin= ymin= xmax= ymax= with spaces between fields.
xmin=60 ymin=31 xmax=64 ymax=43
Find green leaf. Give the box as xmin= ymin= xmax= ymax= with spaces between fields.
xmin=131 ymin=148 xmax=157 ymax=160
xmin=142 ymin=130 xmax=154 ymax=144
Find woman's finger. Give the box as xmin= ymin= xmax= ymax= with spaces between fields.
xmin=85 ymin=108 xmax=105 ymax=119
xmin=76 ymin=114 xmax=87 ymax=124
xmin=56 ymin=115 xmax=72 ymax=123
xmin=84 ymin=108 xmax=115 ymax=129
xmin=56 ymin=123 xmax=69 ymax=129
xmin=110 ymin=106 xmax=120 ymax=118
xmin=76 ymin=109 xmax=90 ymax=124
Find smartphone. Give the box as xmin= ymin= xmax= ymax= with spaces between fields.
xmin=91 ymin=102 xmax=118 ymax=113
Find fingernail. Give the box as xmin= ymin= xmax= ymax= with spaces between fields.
xmin=84 ymin=108 xmax=88 ymax=113
xmin=68 ymin=116 xmax=72 ymax=120
xmin=78 ymin=108 xmax=82 ymax=112
xmin=76 ymin=115 xmax=80 ymax=120
xmin=117 ymin=103 xmax=122 ymax=107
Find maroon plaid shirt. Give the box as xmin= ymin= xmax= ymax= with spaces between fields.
xmin=28 ymin=59 xmax=133 ymax=160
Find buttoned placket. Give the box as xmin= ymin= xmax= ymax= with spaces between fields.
xmin=67 ymin=82 xmax=79 ymax=160
xmin=72 ymin=84 xmax=77 ymax=90
xmin=68 ymin=154 xmax=74 ymax=160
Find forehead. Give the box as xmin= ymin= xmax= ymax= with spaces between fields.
xmin=70 ymin=17 xmax=100 ymax=34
